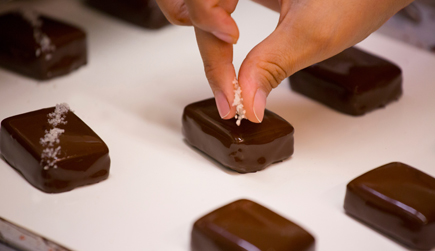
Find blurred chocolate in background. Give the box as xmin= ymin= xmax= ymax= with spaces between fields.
xmin=378 ymin=0 xmax=435 ymax=53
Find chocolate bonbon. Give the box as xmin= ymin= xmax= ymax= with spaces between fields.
xmin=191 ymin=199 xmax=315 ymax=251
xmin=0 ymin=104 xmax=110 ymax=193
xmin=86 ymin=0 xmax=169 ymax=29
xmin=344 ymin=162 xmax=435 ymax=250
xmin=182 ymin=98 xmax=294 ymax=173
xmin=289 ymin=47 xmax=402 ymax=116
xmin=0 ymin=10 xmax=87 ymax=80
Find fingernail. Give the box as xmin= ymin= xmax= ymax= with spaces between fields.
xmin=253 ymin=89 xmax=267 ymax=123
xmin=212 ymin=31 xmax=236 ymax=44
xmin=215 ymin=91 xmax=230 ymax=118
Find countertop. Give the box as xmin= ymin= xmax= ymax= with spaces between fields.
xmin=0 ymin=0 xmax=434 ymax=250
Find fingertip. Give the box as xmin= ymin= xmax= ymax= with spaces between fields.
xmin=212 ymin=31 xmax=238 ymax=44
xmin=214 ymin=90 xmax=230 ymax=118
xmin=238 ymin=61 xmax=271 ymax=123
xmin=253 ymin=89 xmax=267 ymax=123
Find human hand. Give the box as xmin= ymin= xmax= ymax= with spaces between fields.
xmin=156 ymin=0 xmax=413 ymax=123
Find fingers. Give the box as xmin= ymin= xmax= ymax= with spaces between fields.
xmin=239 ymin=0 xmax=413 ymax=123
xmin=155 ymin=0 xmax=192 ymax=25
xmin=157 ymin=0 xmax=239 ymax=44
xmin=186 ymin=0 xmax=239 ymax=44
xmin=195 ymin=27 xmax=237 ymax=119
xmin=238 ymin=0 xmax=346 ymax=123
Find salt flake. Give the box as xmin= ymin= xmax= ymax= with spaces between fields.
xmin=231 ymin=78 xmax=246 ymax=126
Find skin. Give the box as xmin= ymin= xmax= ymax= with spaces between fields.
xmin=156 ymin=0 xmax=414 ymax=122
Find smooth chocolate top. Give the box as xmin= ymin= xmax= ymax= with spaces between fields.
xmin=183 ymin=98 xmax=293 ymax=148
xmin=192 ymin=199 xmax=315 ymax=251
xmin=347 ymin=162 xmax=435 ymax=225
xmin=86 ymin=0 xmax=169 ymax=29
xmin=305 ymin=47 xmax=402 ymax=94
xmin=0 ymin=107 xmax=110 ymax=193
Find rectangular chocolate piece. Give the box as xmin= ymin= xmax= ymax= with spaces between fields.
xmin=0 ymin=10 xmax=87 ymax=80
xmin=289 ymin=47 xmax=402 ymax=116
xmin=191 ymin=199 xmax=315 ymax=251
xmin=182 ymin=98 xmax=294 ymax=173
xmin=0 ymin=104 xmax=110 ymax=193
xmin=344 ymin=162 xmax=435 ymax=250
xmin=86 ymin=0 xmax=169 ymax=29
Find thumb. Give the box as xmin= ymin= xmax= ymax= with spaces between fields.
xmin=238 ymin=0 xmax=412 ymax=123
xmin=238 ymin=22 xmax=315 ymax=123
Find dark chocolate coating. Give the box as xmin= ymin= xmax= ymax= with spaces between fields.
xmin=191 ymin=199 xmax=315 ymax=251
xmin=0 ymin=107 xmax=110 ymax=193
xmin=344 ymin=162 xmax=435 ymax=250
xmin=0 ymin=11 xmax=87 ymax=80
xmin=86 ymin=0 xmax=169 ymax=29
xmin=289 ymin=47 xmax=402 ymax=116
xmin=182 ymin=98 xmax=294 ymax=173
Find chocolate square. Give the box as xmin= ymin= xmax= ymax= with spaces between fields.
xmin=191 ymin=199 xmax=315 ymax=251
xmin=344 ymin=162 xmax=435 ymax=250
xmin=0 ymin=105 xmax=110 ymax=193
xmin=86 ymin=0 xmax=169 ymax=29
xmin=182 ymin=98 xmax=294 ymax=173
xmin=289 ymin=47 xmax=402 ymax=115
xmin=0 ymin=10 xmax=87 ymax=80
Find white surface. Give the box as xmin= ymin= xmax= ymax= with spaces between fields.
xmin=0 ymin=1 xmax=435 ymax=250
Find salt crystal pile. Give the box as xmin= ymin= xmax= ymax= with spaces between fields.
xmin=21 ymin=9 xmax=56 ymax=60
xmin=232 ymin=78 xmax=246 ymax=126
xmin=40 ymin=103 xmax=70 ymax=170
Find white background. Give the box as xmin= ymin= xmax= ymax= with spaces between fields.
xmin=0 ymin=0 xmax=434 ymax=250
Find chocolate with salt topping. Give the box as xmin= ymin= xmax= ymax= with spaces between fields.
xmin=0 ymin=10 xmax=87 ymax=80
xmin=0 ymin=105 xmax=110 ymax=193
xmin=86 ymin=0 xmax=169 ymax=29
xmin=191 ymin=199 xmax=315 ymax=251
xmin=182 ymin=98 xmax=294 ymax=173
xmin=344 ymin=162 xmax=435 ymax=250
xmin=289 ymin=47 xmax=402 ymax=116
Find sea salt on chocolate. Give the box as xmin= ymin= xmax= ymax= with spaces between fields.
xmin=39 ymin=103 xmax=69 ymax=170
xmin=0 ymin=105 xmax=110 ymax=193
xmin=232 ymin=78 xmax=246 ymax=126
xmin=0 ymin=10 xmax=87 ymax=80
xmin=182 ymin=98 xmax=294 ymax=173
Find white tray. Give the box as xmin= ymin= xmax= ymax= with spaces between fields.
xmin=0 ymin=1 xmax=434 ymax=250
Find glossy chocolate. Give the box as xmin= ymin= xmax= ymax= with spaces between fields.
xmin=344 ymin=162 xmax=435 ymax=250
xmin=0 ymin=11 xmax=87 ymax=80
xmin=86 ymin=0 xmax=169 ymax=29
xmin=0 ymin=107 xmax=110 ymax=193
xmin=289 ymin=47 xmax=402 ymax=116
xmin=191 ymin=199 xmax=315 ymax=251
xmin=182 ymin=98 xmax=294 ymax=173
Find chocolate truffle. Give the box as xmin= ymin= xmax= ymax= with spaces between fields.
xmin=0 ymin=104 xmax=110 ymax=193
xmin=86 ymin=0 xmax=169 ymax=29
xmin=344 ymin=162 xmax=435 ymax=250
xmin=191 ymin=199 xmax=315 ymax=251
xmin=289 ymin=47 xmax=402 ymax=116
xmin=0 ymin=10 xmax=87 ymax=80
xmin=182 ymin=98 xmax=294 ymax=173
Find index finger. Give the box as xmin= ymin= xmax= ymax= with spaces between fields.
xmin=186 ymin=0 xmax=239 ymax=44
xmin=195 ymin=27 xmax=237 ymax=119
